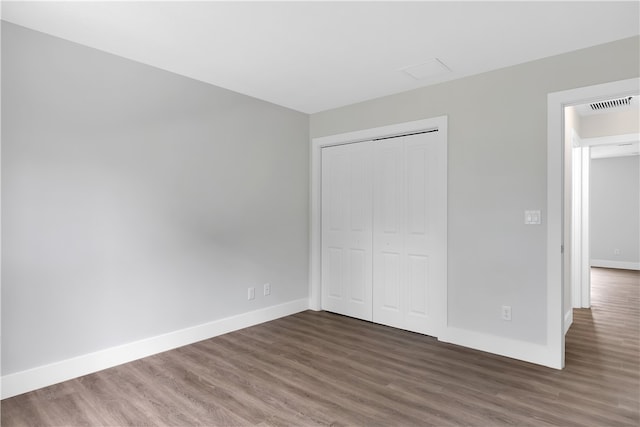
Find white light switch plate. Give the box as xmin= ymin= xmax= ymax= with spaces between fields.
xmin=525 ymin=210 xmax=541 ymax=225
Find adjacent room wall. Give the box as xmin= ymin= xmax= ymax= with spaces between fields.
xmin=311 ymin=36 xmax=640 ymax=347
xmin=1 ymin=22 xmax=309 ymax=376
xmin=590 ymin=156 xmax=640 ymax=269
xmin=581 ymin=109 xmax=640 ymax=138
xmin=583 ymin=106 xmax=640 ymax=270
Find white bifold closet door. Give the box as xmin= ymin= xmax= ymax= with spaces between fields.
xmin=321 ymin=141 xmax=373 ymax=321
xmin=321 ymin=130 xmax=445 ymax=336
xmin=372 ymin=132 xmax=445 ymax=336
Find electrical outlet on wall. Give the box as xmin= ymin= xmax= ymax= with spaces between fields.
xmin=614 ymin=248 xmax=621 ymax=255
xmin=248 ymin=287 xmax=255 ymax=300
xmin=501 ymin=305 xmax=512 ymax=321
xmin=524 ymin=210 xmax=541 ymax=225
xmin=263 ymin=283 xmax=271 ymax=296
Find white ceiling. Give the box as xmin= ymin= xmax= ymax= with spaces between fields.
xmin=2 ymin=1 xmax=639 ymax=114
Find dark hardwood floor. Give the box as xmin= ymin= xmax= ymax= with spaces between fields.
xmin=2 ymin=267 xmax=638 ymax=426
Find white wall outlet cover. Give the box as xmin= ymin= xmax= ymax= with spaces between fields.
xmin=501 ymin=305 xmax=512 ymax=321
xmin=525 ymin=210 xmax=541 ymax=225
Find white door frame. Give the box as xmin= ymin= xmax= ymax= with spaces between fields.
xmin=547 ymin=77 xmax=639 ymax=369
xmin=309 ymin=116 xmax=448 ymax=324
xmin=570 ymin=133 xmax=591 ymax=310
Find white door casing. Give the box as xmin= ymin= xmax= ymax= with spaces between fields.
xmin=580 ymin=147 xmax=590 ymax=309
xmin=571 ymin=134 xmax=591 ymax=310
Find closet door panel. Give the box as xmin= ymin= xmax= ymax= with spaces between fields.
xmin=403 ymin=135 xmax=432 ymax=334
xmin=321 ymin=142 xmax=373 ymax=321
xmin=322 ymin=149 xmax=348 ymax=306
xmin=373 ymin=131 xmax=443 ymax=336
xmin=372 ymin=139 xmax=406 ymax=329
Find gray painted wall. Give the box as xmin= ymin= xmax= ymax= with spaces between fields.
xmin=591 ymin=156 xmax=640 ymax=265
xmin=1 ymin=22 xmax=309 ymax=375
xmin=311 ymin=36 xmax=640 ymax=345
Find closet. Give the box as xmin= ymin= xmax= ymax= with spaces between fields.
xmin=321 ymin=129 xmax=446 ymax=337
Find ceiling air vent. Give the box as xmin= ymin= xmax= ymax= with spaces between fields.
xmin=589 ymin=96 xmax=633 ymax=112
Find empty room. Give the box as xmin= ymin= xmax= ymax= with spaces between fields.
xmin=1 ymin=1 xmax=639 ymax=426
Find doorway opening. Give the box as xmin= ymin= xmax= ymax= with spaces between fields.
xmin=564 ymin=97 xmax=639 ymax=323
xmin=547 ymin=77 xmax=639 ymax=369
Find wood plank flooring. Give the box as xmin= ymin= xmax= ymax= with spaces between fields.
xmin=2 ymin=267 xmax=638 ymax=426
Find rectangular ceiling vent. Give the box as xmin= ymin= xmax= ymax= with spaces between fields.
xmin=589 ymin=96 xmax=633 ymax=112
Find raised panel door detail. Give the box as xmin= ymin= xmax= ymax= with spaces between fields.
xmin=408 ymin=254 xmax=428 ymax=316
xmin=407 ymin=144 xmax=428 ymax=236
xmin=327 ymin=247 xmax=343 ymax=299
xmin=381 ymin=252 xmax=401 ymax=310
xmin=349 ymin=248 xmax=367 ymax=303
xmin=326 ymin=151 xmax=348 ymax=232
xmin=380 ymin=145 xmax=402 ymax=234
xmin=350 ymin=156 xmax=368 ymax=232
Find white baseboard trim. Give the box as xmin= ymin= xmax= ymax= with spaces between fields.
xmin=591 ymin=259 xmax=640 ymax=270
xmin=439 ymin=326 xmax=561 ymax=370
xmin=564 ymin=309 xmax=573 ymax=335
xmin=1 ymin=298 xmax=309 ymax=400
